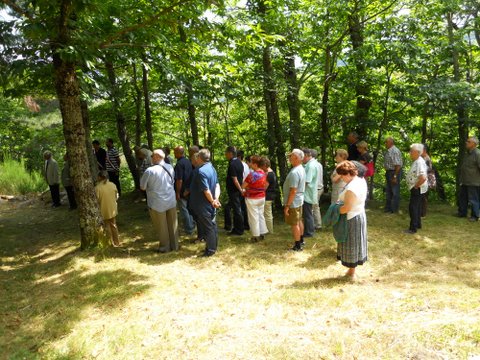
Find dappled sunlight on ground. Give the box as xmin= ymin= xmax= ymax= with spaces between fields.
xmin=1 ymin=195 xmax=479 ymax=359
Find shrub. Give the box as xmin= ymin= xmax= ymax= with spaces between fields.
xmin=0 ymin=158 xmax=46 ymax=195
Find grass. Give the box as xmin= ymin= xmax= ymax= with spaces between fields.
xmin=0 ymin=158 xmax=46 ymax=195
xmin=1 ymin=195 xmax=479 ymax=360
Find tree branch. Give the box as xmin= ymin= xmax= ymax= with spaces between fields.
xmin=98 ymin=0 xmax=191 ymax=49
xmin=1 ymin=0 xmax=34 ymax=21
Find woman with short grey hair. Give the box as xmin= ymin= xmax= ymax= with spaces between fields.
xmin=405 ymin=143 xmax=428 ymax=234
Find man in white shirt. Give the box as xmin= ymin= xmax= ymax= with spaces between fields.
xmin=311 ymin=150 xmax=324 ymax=230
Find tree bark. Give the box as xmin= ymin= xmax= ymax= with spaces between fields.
xmin=447 ymin=13 xmax=468 ymax=192
xmin=51 ymin=0 xmax=104 ymax=249
xmin=283 ymin=49 xmax=301 ymax=149
xmin=348 ymin=10 xmax=372 ymax=139
xmin=141 ymin=54 xmax=153 ymax=150
xmin=80 ymin=100 xmax=99 ymax=182
xmin=186 ymin=82 xmax=199 ymax=146
xmin=262 ymin=45 xmax=287 ymax=183
xmin=132 ymin=64 xmax=142 ymax=147
xmin=105 ymin=59 xmax=140 ymax=190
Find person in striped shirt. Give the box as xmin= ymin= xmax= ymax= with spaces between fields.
xmin=106 ymin=138 xmax=121 ymax=196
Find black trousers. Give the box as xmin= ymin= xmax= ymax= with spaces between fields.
xmin=108 ymin=171 xmax=121 ymax=195
xmin=65 ymin=186 xmax=77 ymax=209
xmin=225 ymin=191 xmax=244 ymax=234
xmin=194 ymin=209 xmax=218 ymax=253
xmin=49 ymin=184 xmax=61 ymax=206
xmin=409 ymin=188 xmax=424 ymax=232
xmin=303 ymin=201 xmax=314 ymax=237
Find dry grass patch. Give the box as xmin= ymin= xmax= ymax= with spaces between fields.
xmin=1 ymin=197 xmax=479 ymax=359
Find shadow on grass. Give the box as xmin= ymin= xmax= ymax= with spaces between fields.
xmin=287 ymin=276 xmax=353 ymax=290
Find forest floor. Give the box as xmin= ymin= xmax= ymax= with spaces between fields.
xmin=1 ymin=194 xmax=479 ymax=360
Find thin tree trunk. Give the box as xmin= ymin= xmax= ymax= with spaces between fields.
xmin=320 ymin=47 xmax=334 ymax=180
xmin=421 ymin=100 xmax=429 ymax=144
xmin=105 ymin=59 xmax=140 ymax=190
xmin=132 ymin=64 xmax=142 ymax=147
xmin=141 ymin=54 xmax=153 ymax=150
xmin=80 ymin=100 xmax=99 ymax=182
xmin=186 ymin=82 xmax=199 ymax=146
xmin=348 ymin=9 xmax=372 ymax=139
xmin=283 ymin=50 xmax=301 ymax=149
xmin=447 ymin=13 xmax=468 ymax=193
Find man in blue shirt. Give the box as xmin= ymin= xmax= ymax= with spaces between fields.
xmin=174 ymin=146 xmax=195 ymax=235
xmin=189 ymin=149 xmax=221 ymax=257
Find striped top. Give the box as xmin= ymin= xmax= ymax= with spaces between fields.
xmin=106 ymin=147 xmax=120 ymax=172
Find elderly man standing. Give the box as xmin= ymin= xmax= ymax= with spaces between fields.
xmin=405 ymin=144 xmax=428 ymax=234
xmin=44 ymin=150 xmax=61 ymax=208
xmin=140 ymin=149 xmax=179 ymax=253
xmin=189 ymin=149 xmax=221 ymax=257
xmin=347 ymin=131 xmax=361 ymax=161
xmin=283 ymin=149 xmax=306 ymax=251
xmin=174 ymin=146 xmax=195 ymax=235
xmin=224 ymin=146 xmax=245 ymax=235
xmin=384 ymin=137 xmax=403 ymax=213
xmin=106 ymin=138 xmax=121 ymax=196
xmin=458 ymin=136 xmax=480 ymax=221
xmin=302 ymin=148 xmax=319 ymax=240
xmin=311 ymin=149 xmax=324 ymax=230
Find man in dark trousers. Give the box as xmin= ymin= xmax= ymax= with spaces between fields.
xmin=106 ymin=138 xmax=121 ymax=195
xmin=92 ymin=140 xmax=107 ymax=170
xmin=174 ymin=146 xmax=195 ymax=235
xmin=224 ymin=146 xmax=245 ymax=235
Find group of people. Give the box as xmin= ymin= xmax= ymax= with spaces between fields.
xmin=42 ymin=132 xmax=480 ymax=277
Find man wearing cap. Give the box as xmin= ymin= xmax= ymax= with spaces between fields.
xmin=283 ymin=149 xmax=306 ymax=251
xmin=140 ymin=149 xmax=179 ymax=253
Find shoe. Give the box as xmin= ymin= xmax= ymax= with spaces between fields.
xmin=454 ymin=213 xmax=467 ymax=218
xmin=51 ymin=203 xmax=61 ymax=208
xmin=290 ymin=241 xmax=303 ymax=251
xmin=223 ymin=227 xmax=232 ymax=232
xmin=155 ymin=248 xmax=170 ymax=253
xmin=228 ymin=230 xmax=244 ymax=236
xmin=201 ymin=250 xmax=215 ymax=257
xmin=468 ymin=217 xmax=479 ymax=222
xmin=259 ymin=234 xmax=265 ymax=241
xmin=250 ymin=237 xmax=259 ymax=243
xmin=403 ymin=229 xmax=416 ymax=234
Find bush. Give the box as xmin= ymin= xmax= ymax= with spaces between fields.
xmin=0 ymin=158 xmax=46 ymax=195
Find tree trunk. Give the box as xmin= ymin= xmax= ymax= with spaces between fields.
xmin=447 ymin=13 xmax=469 ymax=193
xmin=105 ymin=59 xmax=140 ymax=190
xmin=348 ymin=11 xmax=372 ymax=139
xmin=320 ymin=47 xmax=335 ymax=187
xmin=421 ymin=100 xmax=429 ymax=145
xmin=283 ymin=50 xmax=301 ymax=149
xmin=80 ymin=100 xmax=99 ymax=182
xmin=132 ymin=64 xmax=142 ymax=147
xmin=186 ymin=82 xmax=199 ymax=146
xmin=262 ymin=45 xmax=287 ymax=183
xmin=141 ymin=54 xmax=153 ymax=150
xmin=52 ymin=55 xmax=104 ymax=249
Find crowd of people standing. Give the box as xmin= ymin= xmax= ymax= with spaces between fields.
xmin=42 ymin=133 xmax=480 ymax=278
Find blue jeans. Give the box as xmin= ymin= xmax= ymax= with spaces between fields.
xmin=385 ymin=170 xmax=402 ymax=213
xmin=178 ymin=198 xmax=195 ymax=234
xmin=458 ymin=185 xmax=480 ymax=219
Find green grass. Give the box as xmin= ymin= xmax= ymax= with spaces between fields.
xmin=0 ymin=158 xmax=46 ymax=195
xmin=1 ymin=196 xmax=479 ymax=359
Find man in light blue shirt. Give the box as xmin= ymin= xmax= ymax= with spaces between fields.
xmin=302 ymin=148 xmax=319 ymax=239
xmin=311 ymin=149 xmax=324 ymax=229
xmin=140 ymin=149 xmax=179 ymax=253
xmin=283 ymin=149 xmax=306 ymax=251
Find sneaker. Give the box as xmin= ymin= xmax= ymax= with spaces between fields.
xmin=468 ymin=217 xmax=479 ymax=222
xmin=290 ymin=242 xmax=303 ymax=251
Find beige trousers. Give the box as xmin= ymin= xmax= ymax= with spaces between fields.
xmin=313 ymin=189 xmax=324 ymax=229
xmin=264 ymin=200 xmax=274 ymax=234
xmin=104 ymin=217 xmax=120 ymax=246
xmin=149 ymin=207 xmax=179 ymax=252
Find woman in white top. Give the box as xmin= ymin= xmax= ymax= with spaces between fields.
xmin=405 ymin=143 xmax=428 ymax=234
xmin=336 ymin=161 xmax=368 ymax=279
xmin=331 ymin=149 xmax=348 ymax=204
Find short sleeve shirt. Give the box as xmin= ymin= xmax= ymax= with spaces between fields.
xmin=95 ymin=181 xmax=118 ymax=219
xmin=226 ymin=158 xmax=244 ymax=193
xmin=174 ymin=156 xmax=193 ymax=197
xmin=384 ymin=146 xmax=403 ymax=170
xmin=282 ymin=165 xmax=306 ymax=208
xmin=245 ymin=170 xmax=266 ymax=199
xmin=303 ymin=159 xmax=318 ymax=205
xmin=140 ymin=162 xmax=176 ymax=212
xmin=190 ymin=162 xmax=218 ymax=215
xmin=106 ymin=147 xmax=120 ymax=172
xmin=407 ymin=157 xmax=428 ymax=194
xmin=338 ymin=176 xmax=367 ymax=220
